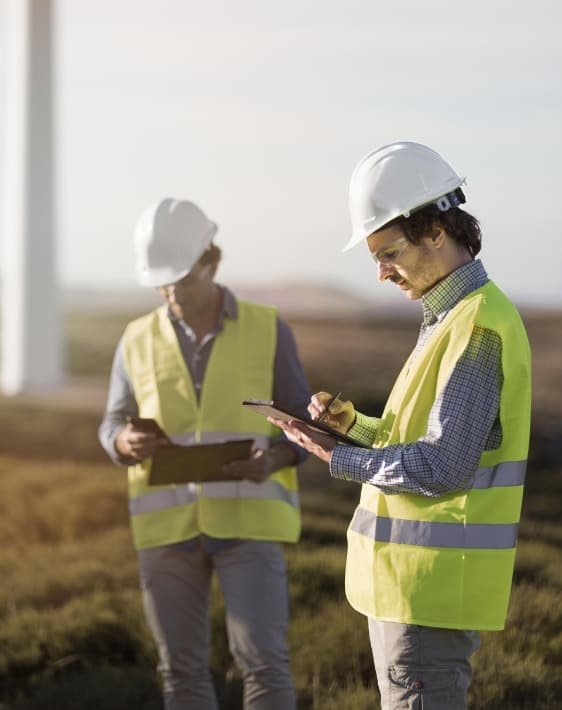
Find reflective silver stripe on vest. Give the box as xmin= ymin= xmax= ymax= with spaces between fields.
xmin=471 ymin=460 xmax=527 ymax=489
xmin=129 ymin=483 xmax=199 ymax=515
xmin=169 ymin=430 xmax=270 ymax=449
xmin=130 ymin=479 xmax=298 ymax=516
xmin=201 ymin=480 xmax=299 ymax=508
xmin=350 ymin=508 xmax=519 ymax=550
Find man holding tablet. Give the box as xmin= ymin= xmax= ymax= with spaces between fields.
xmin=270 ymin=142 xmax=531 ymax=710
xmin=99 ymin=197 xmax=310 ymax=710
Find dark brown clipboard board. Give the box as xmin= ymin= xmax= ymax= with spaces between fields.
xmin=149 ymin=439 xmax=254 ymax=485
xmin=242 ymin=399 xmax=369 ymax=448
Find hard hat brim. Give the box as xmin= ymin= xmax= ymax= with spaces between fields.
xmin=137 ymin=265 xmax=192 ymax=289
xmin=343 ymin=181 xmax=466 ymax=254
xmin=342 ymin=230 xmax=369 ymax=253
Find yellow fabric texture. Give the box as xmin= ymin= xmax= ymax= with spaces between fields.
xmin=345 ymin=281 xmax=531 ymax=630
xmin=122 ymin=301 xmax=300 ymax=549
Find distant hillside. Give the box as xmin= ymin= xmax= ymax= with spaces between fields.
xmin=62 ymin=282 xmax=414 ymax=319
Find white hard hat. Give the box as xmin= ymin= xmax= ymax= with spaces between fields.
xmin=134 ymin=198 xmax=218 ymax=287
xmin=344 ymin=141 xmax=466 ymax=252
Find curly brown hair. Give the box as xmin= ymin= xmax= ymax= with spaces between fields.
xmin=387 ymin=203 xmax=482 ymax=258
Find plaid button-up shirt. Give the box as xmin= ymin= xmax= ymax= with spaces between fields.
xmin=330 ymin=259 xmax=503 ymax=497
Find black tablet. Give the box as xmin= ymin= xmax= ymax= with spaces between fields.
xmin=242 ymin=399 xmax=368 ymax=448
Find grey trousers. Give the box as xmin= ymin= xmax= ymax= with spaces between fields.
xmin=368 ymin=618 xmax=481 ymax=710
xmin=138 ymin=540 xmax=296 ymax=710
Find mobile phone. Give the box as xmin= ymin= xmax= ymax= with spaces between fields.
xmin=127 ymin=416 xmax=169 ymax=439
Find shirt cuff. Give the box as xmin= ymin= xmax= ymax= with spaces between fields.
xmin=329 ymin=443 xmax=369 ymax=482
xmin=108 ymin=431 xmax=138 ymax=466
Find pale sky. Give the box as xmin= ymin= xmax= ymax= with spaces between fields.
xmin=1 ymin=0 xmax=561 ymax=308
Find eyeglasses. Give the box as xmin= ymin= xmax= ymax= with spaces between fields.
xmin=370 ymin=237 xmax=410 ymax=265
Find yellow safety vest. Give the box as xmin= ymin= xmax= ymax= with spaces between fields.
xmin=122 ymin=300 xmax=300 ymax=550
xmin=345 ymin=281 xmax=531 ymax=630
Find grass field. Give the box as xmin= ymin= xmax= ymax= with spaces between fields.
xmin=0 ymin=307 xmax=561 ymax=709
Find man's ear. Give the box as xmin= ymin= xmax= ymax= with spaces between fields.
xmin=208 ymin=252 xmax=222 ymax=279
xmin=430 ymin=224 xmax=446 ymax=248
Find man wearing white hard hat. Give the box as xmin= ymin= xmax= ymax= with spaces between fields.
xmin=271 ymin=143 xmax=531 ymax=709
xmin=99 ymin=198 xmax=310 ymax=709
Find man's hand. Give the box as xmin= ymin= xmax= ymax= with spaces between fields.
xmin=308 ymin=391 xmax=356 ymax=433
xmin=115 ymin=420 xmax=169 ymax=461
xmin=223 ymin=442 xmax=298 ymax=483
xmin=268 ymin=417 xmax=337 ymax=464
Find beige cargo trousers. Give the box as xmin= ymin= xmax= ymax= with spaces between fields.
xmin=369 ymin=618 xmax=480 ymax=709
xmin=139 ymin=538 xmax=296 ymax=710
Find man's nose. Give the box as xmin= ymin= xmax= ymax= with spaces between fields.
xmin=378 ymin=262 xmax=394 ymax=282
xmin=164 ymin=285 xmax=177 ymax=301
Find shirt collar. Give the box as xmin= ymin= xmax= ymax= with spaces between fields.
xmin=219 ymin=286 xmax=238 ymax=320
xmin=166 ymin=284 xmax=238 ymax=327
xmin=421 ymin=259 xmax=489 ymax=325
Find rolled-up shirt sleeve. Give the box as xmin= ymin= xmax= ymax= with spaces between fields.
xmin=330 ymin=326 xmax=502 ymax=497
xmin=98 ymin=337 xmax=138 ymax=465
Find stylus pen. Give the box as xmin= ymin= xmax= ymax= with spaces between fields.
xmin=317 ymin=391 xmax=342 ymax=423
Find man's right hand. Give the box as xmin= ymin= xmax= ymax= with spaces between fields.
xmin=308 ymin=392 xmax=356 ymax=433
xmin=114 ymin=419 xmax=169 ymax=461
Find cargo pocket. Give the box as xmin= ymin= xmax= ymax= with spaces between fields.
xmin=389 ymin=665 xmax=461 ymax=709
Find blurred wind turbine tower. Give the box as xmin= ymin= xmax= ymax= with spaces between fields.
xmin=1 ymin=0 xmax=62 ymax=395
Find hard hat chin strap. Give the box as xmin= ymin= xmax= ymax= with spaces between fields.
xmin=434 ymin=188 xmax=466 ymax=212
xmin=405 ymin=188 xmax=466 ymax=220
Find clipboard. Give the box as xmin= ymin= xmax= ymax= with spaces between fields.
xmin=242 ymin=399 xmax=368 ymax=448
xmin=149 ymin=439 xmax=254 ymax=485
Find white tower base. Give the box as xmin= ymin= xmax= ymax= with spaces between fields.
xmin=1 ymin=0 xmax=62 ymax=395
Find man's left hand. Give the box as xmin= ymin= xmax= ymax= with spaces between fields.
xmin=223 ymin=448 xmax=280 ymax=483
xmin=268 ymin=417 xmax=336 ymax=464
